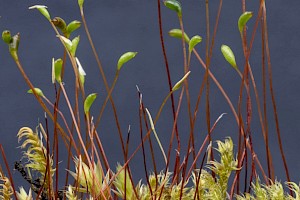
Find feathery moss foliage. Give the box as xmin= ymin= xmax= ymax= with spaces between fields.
xmin=235 ymin=179 xmax=300 ymax=200
xmin=68 ymin=156 xmax=111 ymax=198
xmin=0 ymin=172 xmax=13 ymax=200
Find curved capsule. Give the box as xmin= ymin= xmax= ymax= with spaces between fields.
xmin=189 ymin=35 xmax=202 ymax=53
xmin=117 ymin=52 xmax=137 ymax=70
xmin=66 ymin=20 xmax=81 ymax=35
xmin=164 ymin=0 xmax=182 ymax=16
xmin=84 ymin=93 xmax=97 ymax=114
xmin=238 ymin=11 xmax=253 ymax=33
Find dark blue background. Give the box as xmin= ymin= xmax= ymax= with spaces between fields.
xmin=0 ymin=1 xmax=299 ymax=188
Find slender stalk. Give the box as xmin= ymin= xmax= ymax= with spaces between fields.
xmin=262 ymin=0 xmax=291 ymax=189
xmin=14 ymin=60 xmax=71 ymax=146
xmin=79 ymin=6 xmax=126 ymax=158
xmin=204 ymin=0 xmax=213 ymax=166
xmin=42 ymin=96 xmax=79 ymax=155
xmin=261 ymin=14 xmax=272 ymax=181
xmin=94 ymin=70 xmax=120 ymax=131
xmin=60 ymin=83 xmax=92 ymax=167
xmin=157 ymin=0 xmax=181 ymax=151
xmin=192 ymin=50 xmax=268 ymax=181
xmin=137 ymin=89 xmax=153 ymax=197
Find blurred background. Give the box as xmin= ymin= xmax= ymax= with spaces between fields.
xmin=0 ymin=0 xmax=299 ymax=188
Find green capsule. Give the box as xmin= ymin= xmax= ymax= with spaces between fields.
xmin=76 ymin=57 xmax=86 ymax=86
xmin=27 ymin=88 xmax=44 ymax=97
xmin=78 ymin=0 xmax=84 ymax=9
xmin=188 ymin=35 xmax=202 ymax=53
xmin=9 ymin=33 xmax=20 ymax=61
xmin=70 ymin=36 xmax=80 ymax=57
xmin=59 ymin=35 xmax=72 ymax=52
xmin=221 ymin=45 xmax=237 ymax=70
xmin=172 ymin=71 xmax=191 ymax=91
xmin=2 ymin=30 xmax=12 ymax=44
xmin=117 ymin=52 xmax=137 ymax=70
xmin=29 ymin=5 xmax=51 ymax=21
xmin=164 ymin=0 xmax=182 ymax=16
xmin=66 ymin=20 xmax=81 ymax=35
xmin=168 ymin=29 xmax=190 ymax=43
xmin=84 ymin=93 xmax=97 ymax=114
xmin=238 ymin=11 xmax=253 ymax=33
xmin=52 ymin=58 xmax=63 ymax=83
xmin=52 ymin=17 xmax=67 ymax=34
xmin=79 ymin=73 xmax=85 ymax=86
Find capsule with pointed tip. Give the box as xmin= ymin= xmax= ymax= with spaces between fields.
xmin=172 ymin=71 xmax=191 ymax=91
xmin=29 ymin=5 xmax=51 ymax=21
